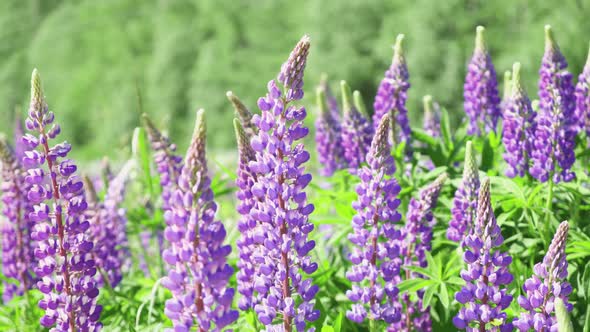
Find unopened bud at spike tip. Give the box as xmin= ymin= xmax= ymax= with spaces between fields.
xmin=353 ymin=90 xmax=369 ymax=118
xmin=340 ymin=81 xmax=353 ymax=115
xmin=475 ymin=26 xmax=487 ymax=53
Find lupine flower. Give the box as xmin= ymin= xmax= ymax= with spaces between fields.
xmin=574 ymin=43 xmax=590 ymax=140
xmin=315 ymin=86 xmax=345 ymax=176
xmin=0 ymin=136 xmax=35 ymax=302
xmin=500 ymin=70 xmax=512 ymax=113
xmin=227 ymin=91 xmax=257 ymax=138
xmin=23 ymin=69 xmax=102 ymax=330
xmin=373 ymin=34 xmax=411 ymax=147
xmin=319 ymin=73 xmax=341 ymax=122
xmin=395 ymin=173 xmax=447 ymax=332
xmin=346 ymin=114 xmax=403 ymax=325
xmin=453 ymin=179 xmax=513 ymax=331
xmin=161 ymin=109 xmax=237 ymax=331
xmin=502 ymin=62 xmax=536 ymax=178
xmin=530 ymin=25 xmax=577 ymax=183
xmin=233 ymin=118 xmax=259 ymax=311
xmin=341 ymin=80 xmax=374 ymax=169
xmin=246 ymin=35 xmax=320 ymax=331
xmin=143 ymin=113 xmax=183 ymax=211
xmin=513 ymin=221 xmax=572 ymax=331
xmin=447 ymin=141 xmax=480 ymax=243
xmin=422 ymin=95 xmax=441 ymax=138
xmin=84 ymin=161 xmax=133 ymax=288
xmin=464 ymin=26 xmax=501 ymax=135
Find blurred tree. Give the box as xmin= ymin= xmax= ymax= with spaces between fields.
xmin=0 ymin=0 xmax=588 ymax=159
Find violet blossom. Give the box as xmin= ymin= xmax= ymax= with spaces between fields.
xmin=24 ymin=69 xmax=102 ymax=330
xmin=315 ymin=86 xmax=345 ymax=176
xmin=341 ymin=80 xmax=374 ymax=169
xmin=574 ymin=43 xmax=590 ymax=142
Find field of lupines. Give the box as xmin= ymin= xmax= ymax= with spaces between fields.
xmin=1 ymin=23 xmax=590 ymax=332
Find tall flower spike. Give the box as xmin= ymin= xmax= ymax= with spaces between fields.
xmin=319 ymin=73 xmax=341 ymax=122
xmin=447 ymin=141 xmax=480 ymax=243
xmin=453 ymin=179 xmax=513 ymax=331
xmin=502 ymin=63 xmax=536 ymax=178
xmin=530 ymin=25 xmax=577 ymax=183
xmin=23 ymin=69 xmax=102 ymax=330
xmin=422 ymin=95 xmax=441 ymax=138
xmin=227 ymin=91 xmax=257 ymax=137
xmin=500 ymin=70 xmax=512 ymax=113
xmin=142 ymin=113 xmax=183 ymax=211
xmin=341 ymin=80 xmax=374 ymax=169
xmin=574 ymin=42 xmax=590 ymax=142
xmin=315 ymin=87 xmax=345 ymax=176
xmin=346 ymin=114 xmax=403 ymax=326
xmin=162 ymin=109 xmax=237 ymax=331
xmin=233 ymin=118 xmax=259 ymax=311
xmin=513 ymin=221 xmax=572 ymax=331
xmin=373 ymin=34 xmax=411 ymax=146
xmin=85 ymin=161 xmax=134 ymax=288
xmin=0 ymin=136 xmax=35 ymax=302
xmin=247 ymin=35 xmax=320 ymax=331
xmin=395 ymin=173 xmax=447 ymax=332
xmin=464 ymin=26 xmax=501 ymax=135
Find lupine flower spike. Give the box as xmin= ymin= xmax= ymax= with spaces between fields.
xmin=513 ymin=221 xmax=572 ymax=331
xmin=530 ymin=25 xmax=577 ymax=183
xmin=227 ymin=91 xmax=257 ymax=138
xmin=13 ymin=110 xmax=26 ymax=161
xmin=464 ymin=26 xmax=501 ymax=135
xmin=395 ymin=173 xmax=447 ymax=332
xmin=23 ymin=69 xmax=102 ymax=330
xmin=233 ymin=118 xmax=259 ymax=311
xmin=574 ymin=42 xmax=590 ymax=141
xmin=422 ymin=95 xmax=441 ymax=138
xmin=447 ymin=141 xmax=480 ymax=243
xmin=319 ymin=73 xmax=341 ymax=122
xmin=0 ymin=136 xmax=34 ymax=301
xmin=453 ymin=179 xmax=513 ymax=331
xmin=373 ymin=34 xmax=411 ymax=146
xmin=346 ymin=113 xmax=403 ymax=326
xmin=142 ymin=113 xmax=183 ymax=211
xmin=246 ymin=35 xmax=320 ymax=331
xmin=341 ymin=80 xmax=374 ymax=169
xmin=162 ymin=109 xmax=238 ymax=331
xmin=315 ymin=87 xmax=345 ymax=176
xmin=500 ymin=70 xmax=512 ymax=113
xmin=502 ymin=62 xmax=536 ymax=178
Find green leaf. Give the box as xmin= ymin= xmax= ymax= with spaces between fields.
xmin=555 ymin=297 xmax=574 ymax=332
xmin=422 ymin=286 xmax=436 ymax=310
xmin=321 ymin=326 xmax=335 ymax=332
xmin=439 ymin=283 xmax=450 ymax=308
xmin=333 ymin=312 xmax=343 ymax=332
xmin=132 ymin=127 xmax=154 ymax=199
xmin=439 ymin=108 xmax=454 ymax=152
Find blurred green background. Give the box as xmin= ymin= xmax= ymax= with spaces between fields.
xmin=1 ymin=0 xmax=589 ymax=160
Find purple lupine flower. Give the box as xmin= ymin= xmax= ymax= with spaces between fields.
xmin=422 ymin=95 xmax=441 ymax=138
xmin=464 ymin=26 xmax=501 ymax=135
xmin=502 ymin=63 xmax=536 ymax=178
xmin=84 ymin=161 xmax=133 ymax=288
xmin=233 ymin=118 xmax=259 ymax=311
xmin=315 ymin=86 xmax=345 ymax=176
xmin=373 ymin=34 xmax=411 ymax=146
xmin=319 ymin=73 xmax=341 ymax=122
xmin=513 ymin=221 xmax=572 ymax=331
xmin=453 ymin=179 xmax=513 ymax=331
xmin=447 ymin=141 xmax=480 ymax=243
xmin=0 ymin=136 xmax=35 ymax=302
xmin=500 ymin=70 xmax=512 ymax=114
xmin=246 ymin=35 xmax=320 ymax=331
xmin=574 ymin=43 xmax=590 ymax=141
xmin=530 ymin=25 xmax=577 ymax=183
xmin=143 ymin=113 xmax=183 ymax=211
xmin=161 ymin=109 xmax=237 ymax=331
xmin=341 ymin=80 xmax=374 ymax=169
xmin=346 ymin=114 xmax=403 ymax=325
xmin=227 ymin=91 xmax=257 ymax=138
xmin=23 ymin=69 xmax=102 ymax=330
xmin=395 ymin=173 xmax=447 ymax=332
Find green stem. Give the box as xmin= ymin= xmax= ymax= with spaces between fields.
xmin=544 ymin=178 xmax=554 ymax=244
xmin=369 ymin=319 xmax=377 ymax=332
